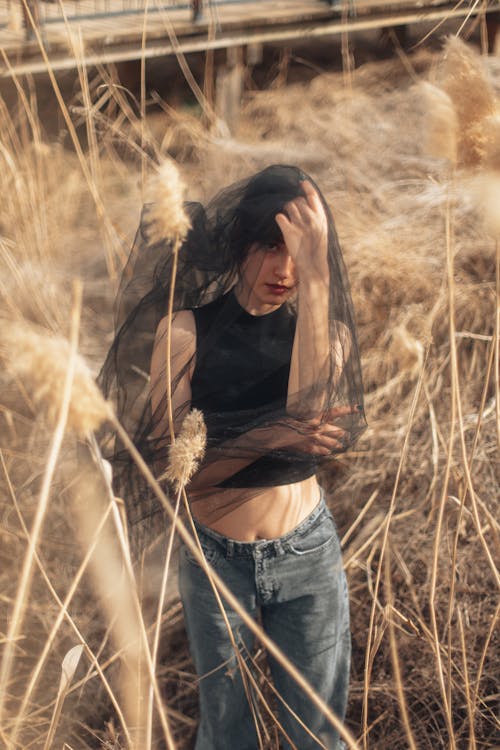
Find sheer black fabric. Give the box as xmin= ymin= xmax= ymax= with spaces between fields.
xmin=98 ymin=165 xmax=366 ymax=538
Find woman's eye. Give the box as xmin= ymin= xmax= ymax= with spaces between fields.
xmin=265 ymin=243 xmax=279 ymax=253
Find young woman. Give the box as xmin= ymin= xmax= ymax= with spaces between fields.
xmin=100 ymin=165 xmax=366 ymax=749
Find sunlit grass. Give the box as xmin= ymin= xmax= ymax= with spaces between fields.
xmin=0 ymin=32 xmax=498 ymax=750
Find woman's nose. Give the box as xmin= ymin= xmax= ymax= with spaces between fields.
xmin=273 ymin=251 xmax=295 ymax=278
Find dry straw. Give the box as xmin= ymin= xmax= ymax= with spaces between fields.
xmin=2 ymin=29 xmax=499 ymax=750
xmin=0 ymin=323 xmax=109 ymax=437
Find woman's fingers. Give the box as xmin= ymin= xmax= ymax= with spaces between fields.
xmin=284 ymin=199 xmax=306 ymax=225
xmin=275 ymin=211 xmax=291 ymax=232
xmin=298 ymin=423 xmax=347 ymax=454
xmin=301 ymin=180 xmax=322 ymax=211
xmin=325 ymin=404 xmax=362 ymax=420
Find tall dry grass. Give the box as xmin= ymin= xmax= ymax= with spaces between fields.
xmin=0 ymin=29 xmax=498 ymax=750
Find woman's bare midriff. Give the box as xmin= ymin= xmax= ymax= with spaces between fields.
xmin=189 ymin=474 xmax=321 ymax=541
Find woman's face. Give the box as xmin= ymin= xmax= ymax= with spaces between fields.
xmin=236 ymin=240 xmax=298 ymax=315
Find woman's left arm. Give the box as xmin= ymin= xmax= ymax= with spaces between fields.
xmin=276 ymin=180 xmax=351 ymax=418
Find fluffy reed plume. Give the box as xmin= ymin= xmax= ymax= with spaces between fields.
xmin=419 ymin=82 xmax=458 ymax=165
xmin=439 ymin=36 xmax=496 ymax=166
xmin=470 ymin=172 xmax=500 ymax=237
xmin=0 ymin=323 xmax=109 ymax=437
xmin=468 ymin=109 xmax=500 ymax=237
xmin=423 ymin=39 xmax=500 ymax=236
xmin=478 ymin=112 xmax=500 ymax=170
xmin=160 ymin=409 xmax=206 ymax=488
xmin=145 ymin=159 xmax=191 ymax=245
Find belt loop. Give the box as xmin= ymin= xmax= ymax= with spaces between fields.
xmin=226 ymin=539 xmax=234 ymax=559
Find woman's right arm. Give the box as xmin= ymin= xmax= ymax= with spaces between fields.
xmin=150 ymin=310 xmax=196 ymax=443
xmin=150 ymin=311 xmax=281 ymax=488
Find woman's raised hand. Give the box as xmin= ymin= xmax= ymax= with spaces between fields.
xmin=275 ymin=180 xmax=329 ymax=273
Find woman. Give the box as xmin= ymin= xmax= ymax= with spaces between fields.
xmin=100 ymin=165 xmax=366 ymax=749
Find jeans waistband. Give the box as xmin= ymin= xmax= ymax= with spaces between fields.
xmin=192 ymin=491 xmax=331 ymax=560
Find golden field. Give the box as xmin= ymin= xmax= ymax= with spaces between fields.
xmin=0 ymin=29 xmax=498 ymax=750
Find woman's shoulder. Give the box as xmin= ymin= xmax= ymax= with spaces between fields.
xmin=155 ymin=310 xmax=196 ymax=352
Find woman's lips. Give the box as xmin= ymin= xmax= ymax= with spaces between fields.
xmin=266 ymin=284 xmax=289 ymax=294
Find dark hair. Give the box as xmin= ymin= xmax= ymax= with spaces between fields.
xmin=230 ymin=165 xmax=306 ymax=263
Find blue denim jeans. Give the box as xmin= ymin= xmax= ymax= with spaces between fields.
xmin=178 ymin=495 xmax=350 ymax=750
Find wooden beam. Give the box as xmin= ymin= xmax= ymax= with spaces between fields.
xmin=1 ymin=1 xmax=497 ymax=77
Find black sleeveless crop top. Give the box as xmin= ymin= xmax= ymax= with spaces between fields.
xmin=190 ymin=292 xmax=318 ymax=487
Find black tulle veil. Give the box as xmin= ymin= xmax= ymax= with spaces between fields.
xmin=98 ymin=164 xmax=366 ymax=546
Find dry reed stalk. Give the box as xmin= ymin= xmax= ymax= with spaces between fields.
xmin=147 ymin=158 xmax=191 ymax=455
xmin=343 ymin=511 xmax=386 ymax=571
xmin=495 ymin=239 xmax=500 ymax=451
xmin=70 ymin=27 xmax=104 ymax=199
xmin=8 ymin=495 xmax=120 ymax=748
xmin=383 ymin=545 xmax=417 ymax=750
xmin=239 ymin=640 xmax=329 ymax=750
xmin=1 ymin=43 xmax=123 ymax=277
xmin=448 ymin=219 xmax=500 ymax=587
xmin=87 ymin=441 xmax=183 ymax=750
xmin=441 ymin=263 xmax=500 ymax=749
xmin=340 ymin=489 xmax=379 ymax=547
xmin=416 ymin=46 xmax=499 ymax=745
xmin=86 ymin=62 xmax=160 ymax=169
xmin=73 ymin=485 xmax=149 ymax=749
xmin=146 ymin=409 xmax=206 ymax=748
xmin=42 ymin=644 xmax=84 ymax=750
xmin=427 ymin=198 xmax=457 ymax=749
xmin=73 ymin=459 xmax=178 ymax=750
xmin=0 ymin=451 xmax=133 ymax=749
xmin=470 ymin=601 xmax=500 ymax=722
xmin=139 ymin=0 xmax=154 ymax=198
xmin=0 ymin=299 xmax=130 ymax=747
xmin=155 ymin=6 xmax=226 ymax=136
xmin=0 ymin=282 xmax=85 ymax=731
xmin=361 ymin=352 xmax=427 ymax=750
xmin=145 ymin=491 xmax=183 ymax=750
xmin=456 ymin=609 xmax=476 ymax=750
xmin=0 ymin=73 xmax=50 ymax=259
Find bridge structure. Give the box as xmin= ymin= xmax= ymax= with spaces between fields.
xmin=0 ymin=0 xmax=498 ymax=79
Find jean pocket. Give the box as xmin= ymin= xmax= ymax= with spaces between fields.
xmin=182 ymin=534 xmax=220 ymax=568
xmin=287 ymin=514 xmax=338 ymax=556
